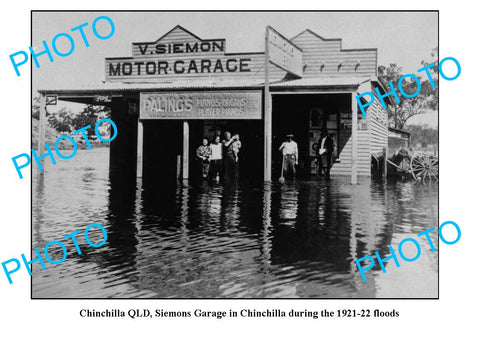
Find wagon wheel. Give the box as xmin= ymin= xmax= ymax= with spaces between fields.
xmin=410 ymin=154 xmax=438 ymax=183
xmin=398 ymin=158 xmax=411 ymax=173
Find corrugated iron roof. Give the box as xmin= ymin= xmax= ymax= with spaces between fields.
xmin=270 ymin=76 xmax=371 ymax=88
xmin=38 ymin=77 xmax=371 ymax=94
xmin=38 ymin=79 xmax=262 ymax=93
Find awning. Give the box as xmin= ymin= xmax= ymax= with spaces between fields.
xmin=38 ymin=79 xmax=264 ymax=95
xmin=269 ymin=76 xmax=371 ymax=89
xmin=38 ymin=76 xmax=372 ymax=95
xmin=37 ymin=77 xmax=374 ymax=105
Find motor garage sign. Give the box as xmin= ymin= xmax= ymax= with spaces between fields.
xmin=105 ymin=25 xmax=266 ymax=81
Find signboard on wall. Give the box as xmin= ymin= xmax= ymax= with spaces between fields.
xmin=140 ymin=91 xmax=262 ymax=120
xmin=267 ymin=26 xmax=303 ymax=77
xmin=341 ymin=112 xmax=366 ymax=129
xmin=105 ymin=26 xmax=266 ymax=82
xmin=93 ymin=94 xmax=112 ymax=104
xmin=45 ymin=95 xmax=57 ymax=105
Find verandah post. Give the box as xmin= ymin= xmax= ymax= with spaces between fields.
xmin=182 ymin=120 xmax=189 ymax=180
xmin=136 ymin=119 xmax=143 ymax=178
xmin=264 ymin=27 xmax=272 ymax=182
xmin=37 ymin=93 xmax=47 ymax=173
xmin=351 ymin=92 xmax=358 ymax=185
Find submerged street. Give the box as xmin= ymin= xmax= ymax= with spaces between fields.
xmin=32 ymin=148 xmax=438 ymax=298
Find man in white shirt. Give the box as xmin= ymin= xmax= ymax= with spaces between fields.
xmin=279 ymin=134 xmax=298 ymax=179
xmin=210 ymin=135 xmax=223 ymax=182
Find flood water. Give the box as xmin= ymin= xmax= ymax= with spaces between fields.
xmin=32 ymin=148 xmax=438 ymax=298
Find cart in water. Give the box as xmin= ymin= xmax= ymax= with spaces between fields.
xmin=387 ymin=148 xmax=438 ymax=183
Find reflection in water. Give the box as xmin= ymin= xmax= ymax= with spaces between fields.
xmin=33 ymin=173 xmax=46 ymax=247
xmin=278 ymin=183 xmax=298 ymax=225
xmin=261 ymin=183 xmax=273 ymax=269
xmin=32 ymin=149 xmax=438 ymax=298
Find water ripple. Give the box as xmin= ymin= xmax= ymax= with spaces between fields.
xmin=32 ymin=149 xmax=438 ymax=298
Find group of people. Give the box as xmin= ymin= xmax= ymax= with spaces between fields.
xmin=196 ymin=129 xmax=335 ymax=182
xmin=196 ymin=131 xmax=241 ymax=182
xmin=279 ymin=129 xmax=335 ymax=180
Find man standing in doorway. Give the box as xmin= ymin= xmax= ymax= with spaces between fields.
xmin=279 ymin=133 xmax=298 ymax=180
xmin=317 ymin=129 xmax=335 ymax=179
xmin=222 ymin=131 xmax=238 ymax=182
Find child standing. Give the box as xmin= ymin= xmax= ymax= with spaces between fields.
xmin=231 ymin=134 xmax=242 ymax=162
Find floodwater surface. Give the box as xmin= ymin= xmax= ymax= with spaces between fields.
xmin=32 ymin=148 xmax=438 ymax=298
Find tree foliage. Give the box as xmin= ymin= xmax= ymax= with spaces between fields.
xmin=32 ymin=95 xmax=110 ymax=136
xmin=407 ymin=124 xmax=438 ymax=147
xmin=47 ymin=107 xmax=73 ymax=133
xmin=378 ymin=47 xmax=438 ymax=130
xmin=32 ymin=96 xmax=40 ymax=120
xmin=70 ymin=105 xmax=109 ymax=137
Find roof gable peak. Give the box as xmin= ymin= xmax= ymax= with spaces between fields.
xmin=155 ymin=25 xmax=203 ymax=43
xmin=291 ymin=29 xmax=342 ymax=42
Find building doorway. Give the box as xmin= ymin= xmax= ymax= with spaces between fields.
xmin=143 ymin=120 xmax=183 ymax=182
xmin=189 ymin=119 xmax=263 ymax=183
xmin=272 ymin=93 xmax=351 ymax=179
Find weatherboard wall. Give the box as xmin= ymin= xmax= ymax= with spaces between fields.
xmin=291 ymin=29 xmax=377 ymax=78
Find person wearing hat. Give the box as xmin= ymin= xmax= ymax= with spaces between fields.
xmin=279 ymin=133 xmax=298 ymax=179
xmin=317 ymin=129 xmax=335 ymax=179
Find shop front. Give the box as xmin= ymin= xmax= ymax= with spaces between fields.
xmin=139 ymin=90 xmax=263 ymax=182
xmin=37 ymin=25 xmax=388 ymax=183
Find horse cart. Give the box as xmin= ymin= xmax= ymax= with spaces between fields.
xmin=387 ymin=149 xmax=438 ymax=183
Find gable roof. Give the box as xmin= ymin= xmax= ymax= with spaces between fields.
xmin=133 ymin=25 xmax=225 ymax=45
xmin=155 ymin=25 xmax=203 ymax=42
xmin=291 ymin=29 xmax=342 ymax=42
xmin=292 ymin=29 xmax=376 ymax=52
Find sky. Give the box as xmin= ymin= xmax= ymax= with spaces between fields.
xmin=31 ymin=11 xmax=438 ymax=126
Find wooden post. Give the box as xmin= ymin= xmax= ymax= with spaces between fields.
xmin=176 ymin=155 xmax=181 ymax=179
xmin=351 ymin=92 xmax=358 ymax=185
xmin=37 ymin=93 xmax=47 ymax=172
xmin=182 ymin=120 xmax=189 ymax=180
xmin=136 ymin=120 xmax=143 ymax=178
xmin=264 ymin=28 xmax=272 ymax=182
xmin=383 ymin=146 xmax=388 ymax=180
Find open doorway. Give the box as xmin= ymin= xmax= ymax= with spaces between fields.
xmin=143 ymin=120 xmax=183 ymax=182
xmin=189 ymin=119 xmax=263 ymax=183
xmin=272 ymin=93 xmax=351 ymax=179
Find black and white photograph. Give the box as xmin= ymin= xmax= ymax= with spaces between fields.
xmin=31 ymin=11 xmax=439 ymax=298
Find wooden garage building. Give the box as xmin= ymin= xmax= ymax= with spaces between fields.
xmin=38 ymin=25 xmax=390 ymax=183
